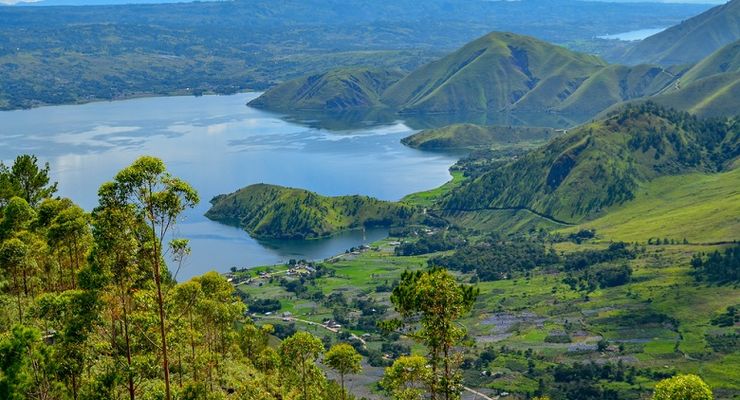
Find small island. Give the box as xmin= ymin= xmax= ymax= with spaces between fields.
xmin=205 ymin=183 xmax=415 ymax=239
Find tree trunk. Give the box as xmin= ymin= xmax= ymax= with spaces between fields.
xmin=340 ymin=373 xmax=345 ymax=400
xmin=146 ymin=200 xmax=171 ymax=400
xmin=67 ymin=246 xmax=76 ymax=289
xmin=12 ymin=270 xmax=23 ymax=324
xmin=121 ymin=284 xmax=136 ymax=400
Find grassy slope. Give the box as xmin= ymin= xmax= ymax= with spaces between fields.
xmin=651 ymin=71 xmax=740 ymax=118
xmin=557 ymin=64 xmax=676 ymax=118
xmin=614 ymin=0 xmax=740 ymax=66
xmin=247 ymin=68 xmax=405 ymax=111
xmin=631 ymin=40 xmax=740 ymax=118
xmin=400 ymin=124 xmax=557 ymax=150
xmin=205 ymin=183 xmax=414 ymax=239
xmin=679 ymin=40 xmax=740 ymax=85
xmin=441 ymin=105 xmax=739 ymax=223
xmin=381 ymin=32 xmax=607 ymax=116
xmin=563 ymin=168 xmax=740 ymax=243
xmin=401 ymin=170 xmax=465 ymax=208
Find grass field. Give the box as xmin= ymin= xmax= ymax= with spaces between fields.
xmin=563 ymin=168 xmax=740 ymax=243
xmin=401 ymin=170 xmax=465 ymax=208
xmin=237 ymin=235 xmax=740 ymax=398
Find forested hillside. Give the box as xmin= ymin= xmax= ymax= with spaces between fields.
xmin=206 ymin=184 xmax=414 ymax=239
xmin=440 ymin=103 xmax=739 ymax=223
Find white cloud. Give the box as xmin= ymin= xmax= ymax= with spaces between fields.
xmin=0 ymin=0 xmax=43 ymax=5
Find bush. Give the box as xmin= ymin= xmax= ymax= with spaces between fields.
xmin=248 ymin=298 xmax=281 ymax=314
xmin=430 ymin=239 xmax=559 ymax=281
xmin=652 ymin=374 xmax=713 ymax=400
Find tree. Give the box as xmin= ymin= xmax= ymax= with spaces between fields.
xmin=35 ymin=289 xmax=100 ymax=400
xmin=47 ymin=204 xmax=90 ymax=290
xmin=279 ymin=331 xmax=325 ymax=400
xmin=191 ymin=272 xmax=245 ymax=390
xmin=0 ymin=238 xmax=30 ymax=323
xmin=106 ymin=156 xmax=199 ymax=400
xmin=653 ymin=374 xmax=713 ymax=400
xmin=386 ymin=269 xmax=478 ymax=400
xmin=0 ymin=325 xmax=62 ymax=400
xmin=0 ymin=197 xmax=35 ymax=240
xmin=324 ymin=343 xmax=362 ymax=400
xmin=0 ymin=155 xmax=57 ymax=207
xmin=380 ymin=355 xmax=433 ymax=400
xmin=89 ymin=196 xmax=147 ymax=400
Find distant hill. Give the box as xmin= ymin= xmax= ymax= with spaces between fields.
xmin=440 ymin=103 xmax=739 ymax=223
xmin=679 ymin=40 xmax=740 ymax=84
xmin=381 ymin=32 xmax=607 ymax=117
xmin=556 ymin=64 xmax=677 ymax=118
xmin=613 ymin=0 xmax=740 ymax=66
xmin=205 ymin=184 xmax=414 ymax=239
xmin=651 ymin=71 xmax=740 ymax=118
xmin=0 ymin=0 xmax=711 ymax=110
xmin=614 ymin=41 xmax=740 ymax=118
xmin=247 ymin=68 xmax=405 ymax=111
xmin=252 ymin=32 xmax=690 ymax=122
xmin=401 ymin=124 xmax=557 ymax=150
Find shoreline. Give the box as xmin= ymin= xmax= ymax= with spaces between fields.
xmin=0 ymin=88 xmax=259 ymax=113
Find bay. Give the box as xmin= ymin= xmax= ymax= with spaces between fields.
xmin=0 ymin=93 xmax=457 ymax=279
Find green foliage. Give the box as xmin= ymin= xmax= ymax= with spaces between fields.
xmin=691 ymin=246 xmax=739 ymax=282
xmin=0 ymin=155 xmax=57 ymax=208
xmin=0 ymin=325 xmax=63 ymax=400
xmin=429 ymin=238 xmax=559 ymax=281
xmin=280 ymin=331 xmax=326 ymax=400
xmin=324 ymin=343 xmax=362 ymax=400
xmin=652 ymin=374 xmax=713 ymax=400
xmin=442 ymin=103 xmax=739 ymax=223
xmin=394 ymin=230 xmax=465 ymax=256
xmin=381 ymin=355 xmax=433 ymax=400
xmin=387 ymin=268 xmax=478 ymax=400
xmin=206 ymin=183 xmax=414 ymax=239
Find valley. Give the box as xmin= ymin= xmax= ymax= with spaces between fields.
xmin=0 ymin=1 xmax=737 ymax=400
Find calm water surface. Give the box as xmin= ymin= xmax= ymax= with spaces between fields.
xmin=0 ymin=93 xmax=457 ymax=279
xmin=598 ymin=27 xmax=666 ymax=41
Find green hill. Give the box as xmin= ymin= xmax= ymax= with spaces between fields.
xmin=205 ymin=184 xmax=414 ymax=239
xmin=679 ymin=40 xmax=740 ymax=85
xmin=441 ymin=103 xmax=739 ymax=223
xmin=250 ymin=31 xmax=688 ymax=123
xmin=652 ymin=71 xmax=740 ymax=118
xmin=563 ymin=167 xmax=740 ymax=243
xmin=647 ymin=40 xmax=740 ymax=118
xmin=247 ymin=68 xmax=405 ymax=111
xmin=380 ymin=32 xmax=608 ymax=116
xmin=401 ymin=123 xmax=557 ymax=150
xmin=557 ymin=64 xmax=677 ymax=118
xmin=614 ymin=0 xmax=740 ymax=66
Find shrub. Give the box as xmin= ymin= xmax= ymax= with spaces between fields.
xmin=652 ymin=374 xmax=713 ymax=400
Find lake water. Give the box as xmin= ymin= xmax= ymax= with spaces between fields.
xmin=598 ymin=27 xmax=666 ymax=41
xmin=0 ymin=93 xmax=458 ymax=279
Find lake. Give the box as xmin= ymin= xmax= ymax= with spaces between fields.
xmin=0 ymin=93 xmax=458 ymax=279
xmin=598 ymin=27 xmax=666 ymax=41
